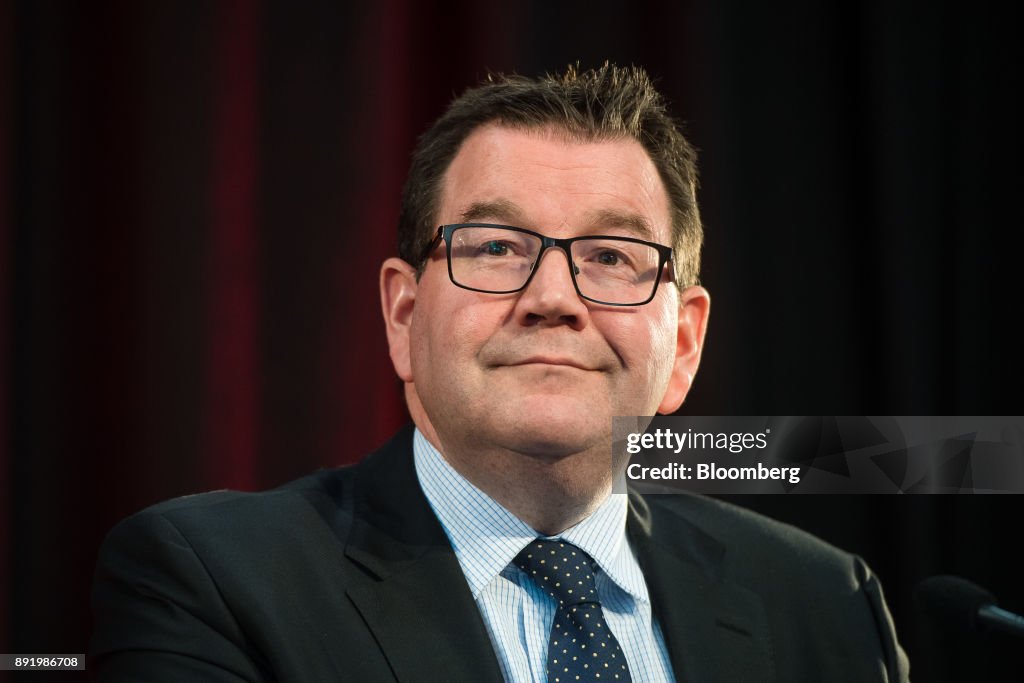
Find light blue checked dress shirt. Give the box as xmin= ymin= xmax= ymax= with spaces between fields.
xmin=413 ymin=429 xmax=677 ymax=683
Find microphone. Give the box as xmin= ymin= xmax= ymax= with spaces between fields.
xmin=915 ymin=575 xmax=1024 ymax=638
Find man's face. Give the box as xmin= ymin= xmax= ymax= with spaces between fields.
xmin=382 ymin=124 xmax=708 ymax=459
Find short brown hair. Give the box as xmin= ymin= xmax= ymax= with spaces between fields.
xmin=398 ymin=62 xmax=703 ymax=288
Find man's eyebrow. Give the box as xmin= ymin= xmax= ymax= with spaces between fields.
xmin=458 ymin=199 xmax=527 ymax=225
xmin=584 ymin=209 xmax=656 ymax=240
xmin=456 ymin=201 xmax=657 ymax=241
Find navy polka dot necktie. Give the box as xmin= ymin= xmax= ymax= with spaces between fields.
xmin=514 ymin=539 xmax=633 ymax=683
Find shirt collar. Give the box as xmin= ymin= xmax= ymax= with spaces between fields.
xmin=413 ymin=428 xmax=649 ymax=604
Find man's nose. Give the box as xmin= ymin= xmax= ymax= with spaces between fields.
xmin=513 ymin=247 xmax=589 ymax=326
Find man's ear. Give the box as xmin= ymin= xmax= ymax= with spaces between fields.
xmin=380 ymin=257 xmax=418 ymax=382
xmin=657 ymin=286 xmax=710 ymax=414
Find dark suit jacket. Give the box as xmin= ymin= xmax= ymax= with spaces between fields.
xmin=91 ymin=425 xmax=909 ymax=681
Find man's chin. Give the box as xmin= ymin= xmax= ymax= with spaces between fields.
xmin=491 ymin=401 xmax=609 ymax=457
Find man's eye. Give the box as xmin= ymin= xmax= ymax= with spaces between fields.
xmin=596 ymin=250 xmax=621 ymax=266
xmin=481 ymin=241 xmax=509 ymax=256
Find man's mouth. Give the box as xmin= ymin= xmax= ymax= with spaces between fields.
xmin=504 ymin=356 xmax=593 ymax=371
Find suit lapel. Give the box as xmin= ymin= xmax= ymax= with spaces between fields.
xmin=627 ymin=494 xmax=775 ymax=683
xmin=342 ymin=427 xmax=504 ymax=682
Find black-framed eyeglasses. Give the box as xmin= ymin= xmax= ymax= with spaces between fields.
xmin=419 ymin=223 xmax=674 ymax=306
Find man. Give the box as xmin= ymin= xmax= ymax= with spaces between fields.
xmin=91 ymin=64 xmax=909 ymax=681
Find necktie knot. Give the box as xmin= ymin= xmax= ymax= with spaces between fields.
xmin=514 ymin=539 xmax=599 ymax=607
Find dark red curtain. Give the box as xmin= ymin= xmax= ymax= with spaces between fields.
xmin=5 ymin=1 xmax=1022 ymax=681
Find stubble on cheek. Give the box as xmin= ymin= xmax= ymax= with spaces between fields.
xmin=408 ymin=302 xmax=501 ymax=440
xmin=636 ymin=308 xmax=679 ymax=412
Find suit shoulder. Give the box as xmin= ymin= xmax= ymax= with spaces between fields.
xmin=101 ymin=424 xmax=417 ymax=558
xmin=643 ymin=494 xmax=864 ymax=583
xmin=636 ymin=495 xmax=908 ymax=680
xmin=105 ymin=466 xmax=359 ymax=552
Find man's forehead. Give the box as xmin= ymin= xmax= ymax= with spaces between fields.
xmin=439 ymin=124 xmax=671 ymax=241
